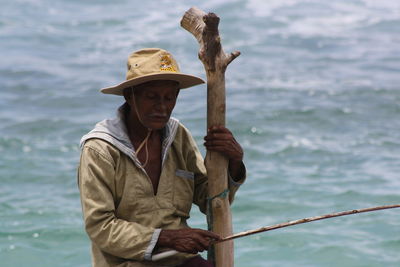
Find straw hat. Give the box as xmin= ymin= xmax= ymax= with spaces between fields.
xmin=101 ymin=48 xmax=205 ymax=95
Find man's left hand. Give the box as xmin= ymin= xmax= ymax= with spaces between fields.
xmin=204 ymin=126 xmax=243 ymax=162
xmin=204 ymin=126 xmax=244 ymax=181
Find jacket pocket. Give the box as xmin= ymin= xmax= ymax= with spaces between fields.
xmin=173 ymin=169 xmax=194 ymax=217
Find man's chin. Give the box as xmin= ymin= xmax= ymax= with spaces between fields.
xmin=145 ymin=121 xmax=168 ymax=130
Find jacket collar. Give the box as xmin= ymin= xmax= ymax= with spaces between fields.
xmin=80 ymin=103 xmax=179 ymax=169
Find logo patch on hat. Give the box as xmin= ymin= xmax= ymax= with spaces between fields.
xmin=160 ymin=54 xmax=177 ymax=72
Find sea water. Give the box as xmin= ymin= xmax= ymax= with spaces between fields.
xmin=1 ymin=0 xmax=399 ymax=266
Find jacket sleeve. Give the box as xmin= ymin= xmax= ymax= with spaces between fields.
xmin=78 ymin=143 xmax=160 ymax=261
xmin=183 ymin=128 xmax=246 ymax=214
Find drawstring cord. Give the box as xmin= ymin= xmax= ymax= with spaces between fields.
xmin=131 ymin=86 xmax=152 ymax=168
xmin=135 ymin=130 xmax=151 ymax=167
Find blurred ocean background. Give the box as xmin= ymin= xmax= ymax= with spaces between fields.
xmin=1 ymin=0 xmax=399 ymax=266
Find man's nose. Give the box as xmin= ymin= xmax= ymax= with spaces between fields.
xmin=155 ymin=98 xmax=167 ymax=111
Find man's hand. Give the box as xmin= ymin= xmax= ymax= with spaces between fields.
xmin=157 ymin=228 xmax=221 ymax=254
xmin=204 ymin=126 xmax=244 ymax=181
xmin=204 ymin=126 xmax=243 ymax=162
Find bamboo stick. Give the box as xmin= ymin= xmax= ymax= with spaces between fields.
xmin=219 ymin=204 xmax=400 ymax=243
xmin=181 ymin=7 xmax=240 ymax=267
xmin=152 ymin=204 xmax=400 ymax=261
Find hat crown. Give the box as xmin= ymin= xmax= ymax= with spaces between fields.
xmin=126 ymin=48 xmax=180 ymax=81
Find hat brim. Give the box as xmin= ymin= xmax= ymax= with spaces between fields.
xmin=100 ymin=73 xmax=205 ymax=95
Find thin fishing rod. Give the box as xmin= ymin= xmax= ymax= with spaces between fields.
xmin=217 ymin=204 xmax=400 ymax=243
xmin=152 ymin=204 xmax=400 ymax=261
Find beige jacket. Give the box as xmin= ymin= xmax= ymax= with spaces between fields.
xmin=78 ymin=105 xmax=245 ymax=267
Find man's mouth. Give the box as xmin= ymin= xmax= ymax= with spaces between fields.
xmin=148 ymin=114 xmax=168 ymax=121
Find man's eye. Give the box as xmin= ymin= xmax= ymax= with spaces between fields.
xmin=146 ymin=93 xmax=157 ymax=99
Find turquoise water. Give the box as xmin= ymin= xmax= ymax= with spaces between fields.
xmin=1 ymin=0 xmax=399 ymax=266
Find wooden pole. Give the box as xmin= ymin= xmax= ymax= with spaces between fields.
xmin=218 ymin=204 xmax=400 ymax=243
xmin=181 ymin=7 xmax=240 ymax=267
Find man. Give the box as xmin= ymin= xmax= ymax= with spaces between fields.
xmin=78 ymin=48 xmax=246 ymax=267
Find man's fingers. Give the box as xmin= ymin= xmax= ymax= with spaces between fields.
xmin=205 ymin=145 xmax=230 ymax=153
xmin=204 ymin=139 xmax=233 ymax=147
xmin=192 ymin=240 xmax=205 ymax=252
xmin=171 ymin=229 xmax=223 ymax=253
xmin=195 ymin=237 xmax=209 ymax=251
xmin=192 ymin=229 xmax=221 ymax=241
xmin=197 ymin=229 xmax=221 ymax=241
xmin=204 ymin=142 xmax=237 ymax=152
xmin=208 ymin=126 xmax=232 ymax=134
xmin=204 ymin=133 xmax=232 ymax=141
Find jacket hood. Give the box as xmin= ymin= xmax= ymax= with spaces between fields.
xmin=80 ymin=103 xmax=179 ymax=167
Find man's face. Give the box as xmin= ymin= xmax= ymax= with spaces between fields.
xmin=128 ymin=80 xmax=180 ymax=130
